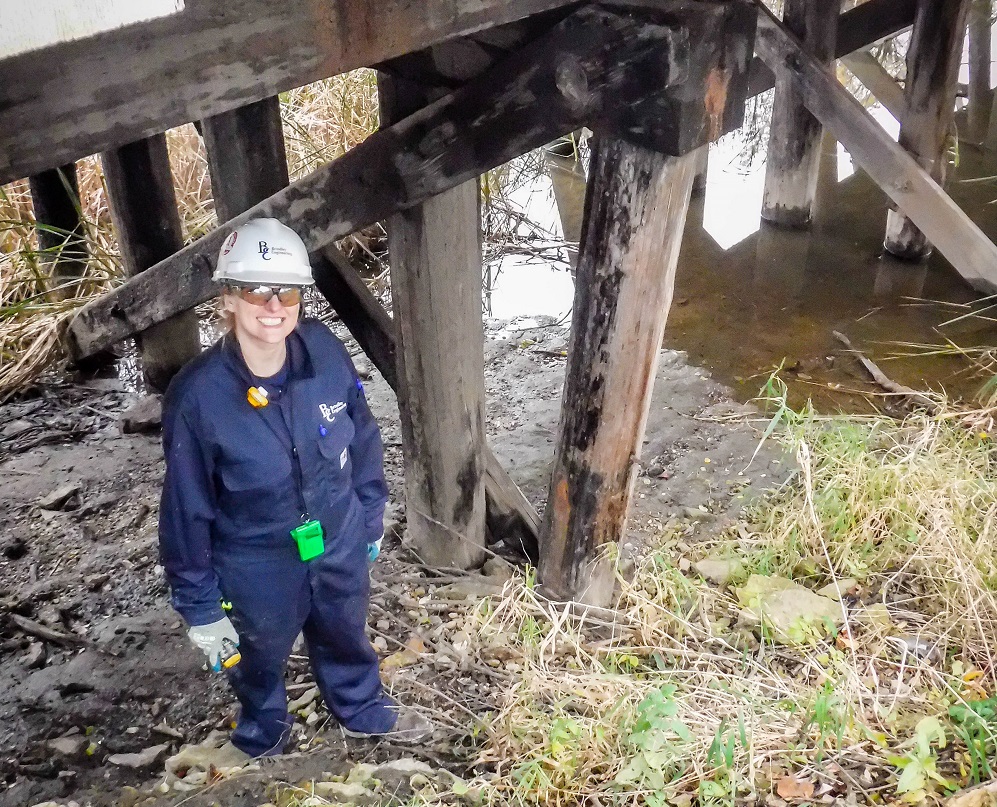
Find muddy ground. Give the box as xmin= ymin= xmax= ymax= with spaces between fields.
xmin=0 ymin=318 xmax=787 ymax=807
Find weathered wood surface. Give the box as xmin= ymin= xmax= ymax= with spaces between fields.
xmin=313 ymin=247 xmax=541 ymax=560
xmin=761 ymin=0 xmax=841 ymax=227
xmin=100 ymin=135 xmax=200 ymax=391
xmin=883 ymin=0 xmax=971 ymax=260
xmin=755 ymin=6 xmax=997 ymax=295
xmin=840 ymin=51 xmax=907 ymax=122
xmin=378 ymin=73 xmax=487 ymax=569
xmin=0 ymin=0 xmax=580 ymax=185
xmin=201 ymin=96 xmax=290 ymax=223
xmin=540 ymin=139 xmax=697 ymax=605
xmin=968 ymin=0 xmax=992 ymax=144
xmin=28 ymin=164 xmax=87 ymax=297
xmin=66 ymin=7 xmax=690 ymax=361
xmin=745 ymin=0 xmax=918 ymax=99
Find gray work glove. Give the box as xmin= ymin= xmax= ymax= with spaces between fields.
xmin=187 ymin=616 xmax=240 ymax=672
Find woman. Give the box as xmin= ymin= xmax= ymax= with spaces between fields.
xmin=158 ymin=218 xmax=428 ymax=756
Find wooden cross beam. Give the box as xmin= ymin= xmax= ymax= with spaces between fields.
xmin=755 ymin=3 xmax=997 ymax=294
xmin=0 ymin=0 xmax=580 ymax=186
xmin=65 ymin=4 xmax=739 ymax=361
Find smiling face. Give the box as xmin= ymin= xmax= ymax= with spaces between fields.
xmin=222 ymin=287 xmax=300 ymax=351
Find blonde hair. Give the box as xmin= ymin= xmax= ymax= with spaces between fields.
xmin=217 ymin=288 xmax=235 ymax=333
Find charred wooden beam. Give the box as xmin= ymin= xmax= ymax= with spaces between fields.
xmin=884 ymin=0 xmax=971 ymax=261
xmin=540 ymin=139 xmax=698 ymax=605
xmin=0 ymin=0 xmax=581 ymax=186
xmin=761 ymin=0 xmax=842 ymax=228
xmin=378 ymin=73 xmax=488 ymax=569
xmin=28 ymin=164 xmax=88 ymax=298
xmin=313 ymin=248 xmax=541 ymax=561
xmin=66 ymin=6 xmax=702 ymax=361
xmin=100 ymin=136 xmax=200 ymax=392
xmin=755 ymin=5 xmax=997 ymax=295
xmin=201 ymin=96 xmax=290 ymax=223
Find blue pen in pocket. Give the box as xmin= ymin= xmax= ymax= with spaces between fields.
xmin=319 ymin=424 xmax=328 ymax=437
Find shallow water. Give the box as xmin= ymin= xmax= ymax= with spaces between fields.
xmin=485 ymin=113 xmax=997 ymax=414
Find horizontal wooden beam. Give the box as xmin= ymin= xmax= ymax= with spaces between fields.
xmin=755 ymin=5 xmax=997 ymax=294
xmin=65 ymin=6 xmax=692 ymax=360
xmin=745 ymin=0 xmax=917 ymax=99
xmin=0 ymin=0 xmax=577 ymax=186
xmin=314 ymin=248 xmax=541 ymax=560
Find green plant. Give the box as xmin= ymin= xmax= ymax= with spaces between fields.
xmin=949 ymin=696 xmax=997 ymax=785
xmin=887 ymin=716 xmax=954 ymax=803
xmin=614 ymin=685 xmax=693 ymax=802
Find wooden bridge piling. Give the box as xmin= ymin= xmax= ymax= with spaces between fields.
xmin=967 ymin=0 xmax=992 ymax=146
xmin=539 ymin=139 xmax=698 ymax=606
xmin=378 ymin=73 xmax=488 ymax=569
xmin=883 ymin=0 xmax=971 ymax=261
xmin=761 ymin=0 xmax=842 ymax=228
xmin=756 ymin=4 xmax=997 ymax=294
xmin=28 ymin=164 xmax=87 ymax=299
xmin=201 ymin=96 xmax=290 ymax=223
xmin=100 ymin=134 xmax=200 ymax=392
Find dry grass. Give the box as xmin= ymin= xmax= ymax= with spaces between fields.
xmin=412 ymin=401 xmax=997 ymax=807
xmin=0 ymin=70 xmax=378 ymax=398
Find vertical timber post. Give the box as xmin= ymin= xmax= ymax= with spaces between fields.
xmin=540 ymin=139 xmax=698 ymax=605
xmin=968 ymin=0 xmax=992 ymax=145
xmin=378 ymin=74 xmax=487 ymax=569
xmin=760 ymin=0 xmax=842 ymax=227
xmin=884 ymin=0 xmax=971 ymax=260
xmin=28 ymin=164 xmax=88 ymax=298
xmin=201 ymin=96 xmax=290 ymax=222
xmin=101 ymin=135 xmax=200 ymax=392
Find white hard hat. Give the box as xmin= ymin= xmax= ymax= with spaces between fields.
xmin=214 ymin=218 xmax=314 ymax=286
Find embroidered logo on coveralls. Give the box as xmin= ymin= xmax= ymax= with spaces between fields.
xmin=319 ymin=402 xmax=346 ymax=423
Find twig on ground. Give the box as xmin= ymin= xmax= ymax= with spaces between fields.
xmin=833 ymin=330 xmax=939 ymax=412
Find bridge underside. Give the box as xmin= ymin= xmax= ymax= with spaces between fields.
xmin=2 ymin=0 xmax=988 ymax=602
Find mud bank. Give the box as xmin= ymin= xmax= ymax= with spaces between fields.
xmin=0 ymin=319 xmax=786 ymax=806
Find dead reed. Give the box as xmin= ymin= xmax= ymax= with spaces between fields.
xmin=0 ymin=71 xmax=379 ymax=398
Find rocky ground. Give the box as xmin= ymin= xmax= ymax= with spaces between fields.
xmin=0 ymin=316 xmax=787 ymax=807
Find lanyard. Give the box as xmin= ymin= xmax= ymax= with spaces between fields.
xmin=228 ymin=334 xmax=310 ymax=522
xmin=253 ymin=385 xmax=309 ymax=522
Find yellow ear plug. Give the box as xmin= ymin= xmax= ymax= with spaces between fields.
xmin=247 ymin=386 xmax=269 ymax=408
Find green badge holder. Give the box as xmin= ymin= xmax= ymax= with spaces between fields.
xmin=291 ymin=519 xmax=325 ymax=561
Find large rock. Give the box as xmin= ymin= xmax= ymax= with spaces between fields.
xmin=38 ymin=483 xmax=81 ymax=511
xmin=693 ymin=557 xmax=745 ymax=585
xmin=165 ymin=740 xmax=250 ymax=777
xmin=108 ymin=744 xmax=169 ymax=769
xmin=120 ymin=396 xmax=163 ymax=434
xmin=736 ymin=574 xmax=842 ymax=645
xmin=816 ymin=578 xmax=858 ymax=601
xmin=48 ymin=735 xmax=88 ymax=759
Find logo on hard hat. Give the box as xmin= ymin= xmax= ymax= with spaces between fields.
xmin=222 ymin=232 xmax=238 ymax=255
xmin=258 ymin=240 xmax=271 ymax=260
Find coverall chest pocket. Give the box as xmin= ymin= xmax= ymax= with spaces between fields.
xmin=219 ymin=458 xmax=291 ymax=495
xmin=316 ymin=415 xmax=355 ymax=480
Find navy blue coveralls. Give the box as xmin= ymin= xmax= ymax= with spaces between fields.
xmin=158 ymin=319 xmax=393 ymax=756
